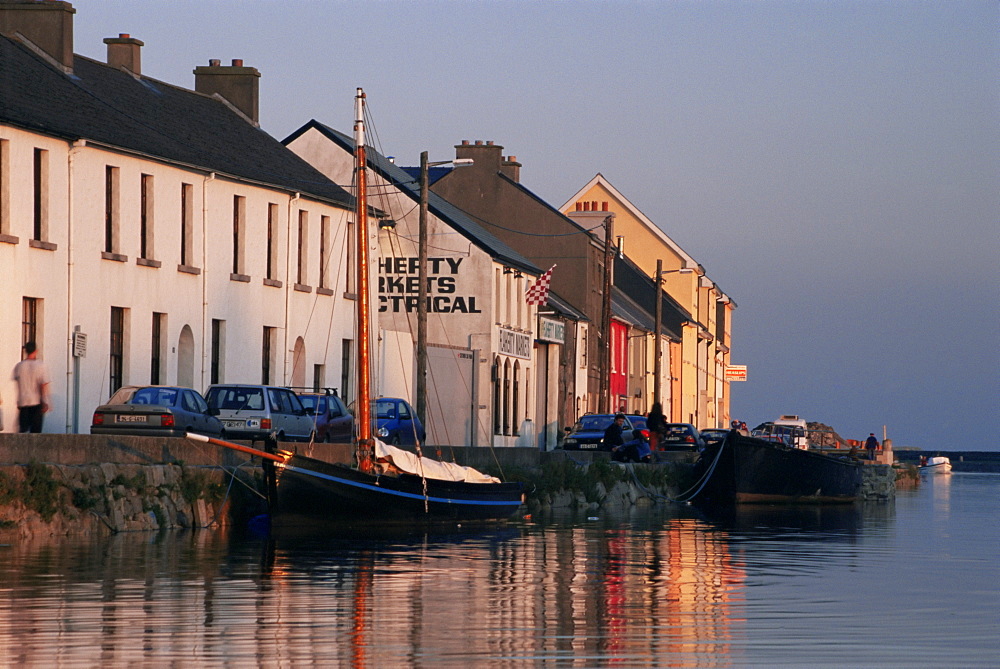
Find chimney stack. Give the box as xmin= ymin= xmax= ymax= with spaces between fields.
xmin=501 ymin=155 xmax=521 ymax=183
xmin=194 ymin=58 xmax=261 ymax=125
xmin=0 ymin=0 xmax=76 ymax=71
xmin=104 ymin=33 xmax=142 ymax=74
xmin=455 ymin=139 xmax=504 ymax=170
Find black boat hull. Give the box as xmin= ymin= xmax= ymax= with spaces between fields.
xmin=273 ymin=454 xmax=525 ymax=523
xmin=692 ymin=433 xmax=863 ymax=504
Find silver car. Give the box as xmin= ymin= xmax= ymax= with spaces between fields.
xmin=205 ymin=384 xmax=315 ymax=443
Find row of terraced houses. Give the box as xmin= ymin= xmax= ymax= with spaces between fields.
xmin=0 ymin=0 xmax=736 ymax=449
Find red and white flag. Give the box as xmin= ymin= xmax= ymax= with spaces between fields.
xmin=524 ymin=265 xmax=556 ymax=306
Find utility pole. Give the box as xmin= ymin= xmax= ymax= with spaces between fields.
xmin=599 ymin=214 xmax=613 ymax=414
xmin=416 ymin=150 xmax=429 ymax=426
xmin=653 ymin=258 xmax=662 ymax=406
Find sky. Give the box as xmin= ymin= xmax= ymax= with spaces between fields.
xmin=70 ymin=1 xmax=998 ymax=450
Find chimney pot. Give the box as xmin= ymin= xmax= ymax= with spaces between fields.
xmin=486 ymin=140 xmax=494 ymax=146
xmin=475 ymin=140 xmax=483 ymax=146
xmin=209 ymin=59 xmax=221 ymax=67
xmin=575 ymin=202 xmax=582 ymax=211
xmin=232 ymin=58 xmax=243 ymax=67
xmin=461 ymin=140 xmax=470 ymax=146
xmin=583 ymin=202 xmax=591 ymax=211
xmin=591 ymin=201 xmax=598 ymax=211
xmin=602 ymin=202 xmax=609 ymax=211
xmin=119 ymin=33 xmax=129 ymax=39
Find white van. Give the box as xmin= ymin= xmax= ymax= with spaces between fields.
xmin=752 ymin=415 xmax=810 ymax=449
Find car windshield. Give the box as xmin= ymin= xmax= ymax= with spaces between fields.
xmin=375 ymin=400 xmax=396 ymax=419
xmin=576 ymin=415 xmax=615 ymax=431
xmin=130 ymin=387 xmax=178 ymax=406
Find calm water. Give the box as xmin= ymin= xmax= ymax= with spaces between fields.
xmin=1 ymin=473 xmax=997 ymax=667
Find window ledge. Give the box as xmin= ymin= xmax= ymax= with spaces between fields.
xmin=294 ymin=283 xmax=313 ymax=293
xmin=101 ymin=251 xmax=127 ymax=262
xmin=343 ymin=291 xmax=358 ymax=300
xmin=0 ymin=234 xmax=18 ymax=245
xmin=230 ymin=273 xmax=250 ymax=283
xmin=263 ymin=278 xmax=283 ymax=288
xmin=177 ymin=264 xmax=201 ymax=275
xmin=29 ymin=239 xmax=57 ymax=251
xmin=316 ymin=287 xmax=334 ymax=296
xmin=137 ymin=257 xmax=161 ymax=268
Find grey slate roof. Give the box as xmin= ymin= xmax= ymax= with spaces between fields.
xmin=0 ymin=35 xmax=353 ymax=208
xmin=284 ymin=120 xmax=540 ymax=276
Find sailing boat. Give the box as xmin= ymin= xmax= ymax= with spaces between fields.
xmin=189 ymin=89 xmax=525 ymax=524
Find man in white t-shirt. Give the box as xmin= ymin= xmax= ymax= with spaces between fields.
xmin=12 ymin=341 xmax=51 ymax=433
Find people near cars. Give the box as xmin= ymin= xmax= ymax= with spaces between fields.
xmin=646 ymin=402 xmax=667 ymax=451
xmin=602 ymin=413 xmax=627 ymax=450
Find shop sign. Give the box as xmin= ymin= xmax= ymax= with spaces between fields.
xmin=537 ymin=317 xmax=565 ymax=344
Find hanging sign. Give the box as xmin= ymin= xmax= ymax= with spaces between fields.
xmin=725 ymin=365 xmax=747 ymax=381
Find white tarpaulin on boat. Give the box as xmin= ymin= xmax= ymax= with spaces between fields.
xmin=374 ymin=440 xmax=500 ymax=484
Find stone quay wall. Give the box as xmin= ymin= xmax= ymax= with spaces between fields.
xmin=0 ymin=435 xmax=892 ymax=537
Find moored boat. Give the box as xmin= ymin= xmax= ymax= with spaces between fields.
xmin=685 ymin=430 xmax=864 ymax=505
xmin=190 ymin=88 xmax=524 ymax=525
xmin=919 ymin=456 xmax=952 ymax=474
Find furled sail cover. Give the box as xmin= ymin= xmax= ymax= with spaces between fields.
xmin=374 ymin=440 xmax=500 ymax=484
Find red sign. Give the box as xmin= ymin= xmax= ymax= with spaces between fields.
xmin=725 ymin=365 xmax=747 ymax=382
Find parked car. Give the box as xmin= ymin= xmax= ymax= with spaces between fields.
xmin=205 ymin=384 xmax=315 ymax=443
xmin=91 ymin=385 xmax=223 ymax=438
xmin=349 ymin=397 xmax=426 ymax=445
xmin=700 ymin=428 xmax=729 ymax=447
xmin=297 ymin=391 xmax=353 ymax=443
xmin=561 ymin=413 xmax=641 ymax=451
xmin=660 ymin=423 xmax=706 ymax=451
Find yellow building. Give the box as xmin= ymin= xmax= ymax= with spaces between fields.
xmin=561 ymin=175 xmax=736 ymax=428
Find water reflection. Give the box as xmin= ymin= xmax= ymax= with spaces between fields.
xmin=2 ymin=478 xmax=997 ymax=666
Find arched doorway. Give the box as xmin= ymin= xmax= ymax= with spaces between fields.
xmin=177 ymin=325 xmax=194 ymax=388
xmin=291 ymin=337 xmax=306 ymax=389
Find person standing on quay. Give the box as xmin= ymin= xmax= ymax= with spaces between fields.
xmin=865 ymin=433 xmax=879 ymax=462
xmin=646 ymin=402 xmax=667 ymax=451
xmin=12 ymin=341 xmax=51 ymax=433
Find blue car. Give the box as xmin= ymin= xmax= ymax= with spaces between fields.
xmin=350 ymin=397 xmax=426 ymax=446
xmin=561 ymin=413 xmax=642 ymax=451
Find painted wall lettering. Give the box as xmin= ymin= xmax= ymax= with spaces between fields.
xmin=378 ymin=256 xmax=481 ymax=314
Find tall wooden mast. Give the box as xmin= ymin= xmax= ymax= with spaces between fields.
xmin=354 ymin=88 xmax=373 ymax=460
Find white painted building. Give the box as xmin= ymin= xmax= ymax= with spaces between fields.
xmin=285 ymin=121 xmax=547 ymax=448
xmin=0 ymin=3 xmax=357 ymax=433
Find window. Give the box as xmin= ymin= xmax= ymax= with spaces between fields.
xmin=319 ymin=214 xmax=330 ymax=289
xmin=266 ymin=203 xmax=278 ymax=280
xmin=346 ymin=219 xmax=355 ymax=294
xmin=340 ymin=339 xmax=352 ymax=404
xmin=180 ymin=183 xmax=193 ymax=266
xmin=105 ymin=166 xmax=119 ymax=253
xmin=140 ymin=174 xmax=154 ymax=260
xmin=313 ymin=364 xmax=324 ymax=392
xmin=33 ymin=148 xmax=48 ymax=241
xmin=296 ymin=209 xmax=308 ymax=286
xmin=22 ymin=297 xmax=40 ymax=351
xmin=492 ymin=357 xmax=501 ymax=435
xmin=211 ymin=319 xmax=224 ymax=384
xmin=151 ymin=312 xmax=165 ymax=384
xmin=232 ymin=195 xmax=245 ymax=276
xmin=512 ymin=362 xmax=520 ymax=436
xmin=502 ymin=360 xmax=511 ymax=435
xmin=110 ymin=306 xmax=126 ymax=393
xmin=262 ymin=326 xmax=275 ymax=384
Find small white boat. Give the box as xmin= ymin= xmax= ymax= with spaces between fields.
xmin=920 ymin=456 xmax=952 ymax=474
